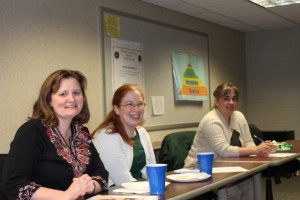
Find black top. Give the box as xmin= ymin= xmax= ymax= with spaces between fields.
xmin=0 ymin=119 xmax=108 ymax=200
xmin=230 ymin=129 xmax=242 ymax=147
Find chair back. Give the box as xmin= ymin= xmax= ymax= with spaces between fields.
xmin=0 ymin=154 xmax=7 ymax=197
xmin=158 ymin=131 xmax=196 ymax=171
xmin=0 ymin=154 xmax=7 ymax=179
xmin=249 ymin=124 xmax=264 ymax=145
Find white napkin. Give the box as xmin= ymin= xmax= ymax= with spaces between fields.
xmin=115 ymin=181 xmax=170 ymax=194
xmin=113 ymin=188 xmax=149 ymax=194
xmin=174 ymin=168 xmax=200 ymax=173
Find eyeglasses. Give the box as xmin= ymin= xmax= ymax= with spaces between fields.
xmin=119 ymin=102 xmax=147 ymax=109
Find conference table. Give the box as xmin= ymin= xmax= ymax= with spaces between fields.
xmin=95 ymin=140 xmax=300 ymax=200
xmin=215 ymin=140 xmax=300 ymax=165
xmin=103 ymin=161 xmax=267 ymax=200
xmin=163 ymin=162 xmax=267 ymax=200
xmin=215 ymin=140 xmax=300 ymax=200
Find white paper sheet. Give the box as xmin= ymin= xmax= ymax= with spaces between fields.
xmin=268 ymin=153 xmax=296 ymax=157
xmin=174 ymin=167 xmax=249 ymax=174
xmin=87 ymin=194 xmax=158 ymax=200
xmin=213 ymin=166 xmax=249 ymax=173
xmin=151 ymin=96 xmax=165 ymax=115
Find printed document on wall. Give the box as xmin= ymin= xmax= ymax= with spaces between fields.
xmin=111 ymin=38 xmax=144 ymax=92
xmin=151 ymin=96 xmax=165 ymax=116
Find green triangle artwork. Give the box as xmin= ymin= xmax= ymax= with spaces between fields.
xmin=172 ymin=51 xmax=209 ymax=101
xmin=180 ymin=62 xmax=208 ymax=96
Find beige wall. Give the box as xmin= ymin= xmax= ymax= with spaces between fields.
xmin=246 ymin=28 xmax=300 ymax=138
xmin=0 ymin=0 xmax=246 ymax=153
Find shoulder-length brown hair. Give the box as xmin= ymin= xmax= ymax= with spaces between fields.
xmin=213 ymin=82 xmax=239 ymax=108
xmin=29 ymin=69 xmax=90 ymax=127
xmin=91 ymin=84 xmax=145 ymax=147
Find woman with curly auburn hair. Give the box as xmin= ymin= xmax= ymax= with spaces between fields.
xmin=92 ymin=84 xmax=156 ymax=187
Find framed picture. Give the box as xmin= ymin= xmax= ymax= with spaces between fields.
xmin=172 ymin=51 xmax=209 ymax=101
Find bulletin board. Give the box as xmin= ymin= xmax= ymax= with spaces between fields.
xmin=100 ymin=8 xmax=210 ymax=131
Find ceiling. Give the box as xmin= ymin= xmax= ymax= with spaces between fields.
xmin=140 ymin=0 xmax=300 ymax=32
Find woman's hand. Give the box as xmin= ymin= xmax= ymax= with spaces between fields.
xmin=64 ymin=174 xmax=95 ymax=200
xmin=64 ymin=178 xmax=85 ymax=200
xmin=257 ymin=141 xmax=276 ymax=157
xmin=77 ymin=174 xmax=95 ymax=194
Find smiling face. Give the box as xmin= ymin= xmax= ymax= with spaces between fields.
xmin=113 ymin=90 xmax=145 ymax=135
xmin=50 ymin=77 xmax=83 ymax=124
xmin=215 ymin=89 xmax=238 ymax=120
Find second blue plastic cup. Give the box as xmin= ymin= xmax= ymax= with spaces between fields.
xmin=197 ymin=152 xmax=214 ymax=175
xmin=146 ymin=164 xmax=167 ymax=195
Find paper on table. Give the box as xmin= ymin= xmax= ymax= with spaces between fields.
xmin=213 ymin=166 xmax=249 ymax=173
xmin=87 ymin=194 xmax=158 ymax=200
xmin=175 ymin=167 xmax=248 ymax=174
xmin=268 ymin=153 xmax=296 ymax=157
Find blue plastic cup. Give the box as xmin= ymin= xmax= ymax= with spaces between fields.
xmin=146 ymin=164 xmax=167 ymax=195
xmin=197 ymin=152 xmax=214 ymax=175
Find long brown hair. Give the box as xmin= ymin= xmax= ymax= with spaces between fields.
xmin=29 ymin=69 xmax=90 ymax=127
xmin=91 ymin=84 xmax=145 ymax=147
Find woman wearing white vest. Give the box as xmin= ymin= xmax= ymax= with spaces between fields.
xmin=92 ymin=84 xmax=156 ymax=187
